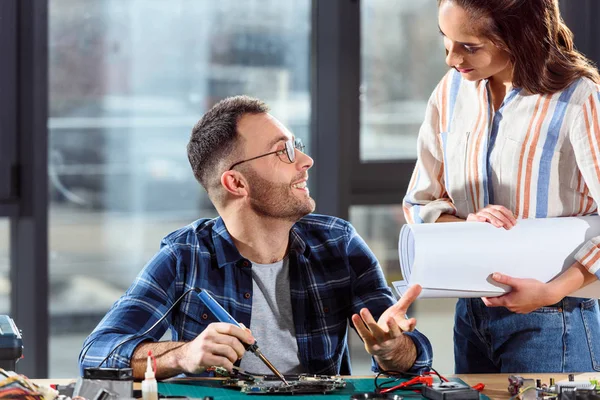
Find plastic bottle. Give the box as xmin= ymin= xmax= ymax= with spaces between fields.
xmin=142 ymin=350 xmax=158 ymax=400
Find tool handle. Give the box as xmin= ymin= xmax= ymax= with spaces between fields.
xmin=196 ymin=289 xmax=259 ymax=353
xmin=196 ymin=289 xmax=242 ymax=328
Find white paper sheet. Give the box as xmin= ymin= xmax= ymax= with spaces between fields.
xmin=395 ymin=216 xmax=600 ymax=298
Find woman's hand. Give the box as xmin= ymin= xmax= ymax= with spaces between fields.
xmin=481 ymin=273 xmax=561 ymax=314
xmin=466 ymin=204 xmax=517 ymax=229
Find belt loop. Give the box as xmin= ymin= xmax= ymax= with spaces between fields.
xmin=558 ymin=297 xmax=564 ymax=313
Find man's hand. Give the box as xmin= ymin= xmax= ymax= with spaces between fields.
xmin=176 ymin=322 xmax=254 ymax=374
xmin=466 ymin=204 xmax=516 ymax=229
xmin=481 ymin=273 xmax=560 ymax=314
xmin=351 ymin=285 xmax=421 ymax=372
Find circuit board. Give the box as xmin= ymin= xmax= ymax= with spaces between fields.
xmin=222 ymin=374 xmax=347 ymax=395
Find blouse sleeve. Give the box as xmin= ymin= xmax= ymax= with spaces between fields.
xmin=403 ymin=87 xmax=457 ymax=224
xmin=570 ymin=90 xmax=600 ymax=279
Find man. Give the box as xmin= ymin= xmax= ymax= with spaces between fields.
xmin=79 ymin=96 xmax=432 ymax=379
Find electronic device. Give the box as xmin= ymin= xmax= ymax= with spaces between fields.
xmin=559 ymin=389 xmax=600 ymax=400
xmin=222 ymin=374 xmax=346 ymax=395
xmin=0 ymin=315 xmax=23 ymax=371
xmin=77 ymin=367 xmax=134 ymax=399
xmin=421 ymin=381 xmax=480 ymax=400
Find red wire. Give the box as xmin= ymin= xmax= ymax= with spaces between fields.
xmin=379 ymin=376 xmax=433 ymax=394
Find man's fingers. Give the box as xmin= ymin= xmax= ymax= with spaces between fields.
xmin=213 ymin=322 xmax=254 ymax=345
xmin=351 ymin=314 xmax=376 ymax=347
xmin=210 ymin=343 xmax=242 ymax=364
xmin=387 ymin=284 xmax=421 ymax=317
xmin=386 ymin=318 xmax=403 ymax=337
xmin=399 ymin=317 xmax=416 ymax=332
xmin=217 ymin=334 xmax=247 ymax=358
xmin=359 ymin=308 xmax=388 ymax=342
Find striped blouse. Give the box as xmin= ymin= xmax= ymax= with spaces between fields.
xmin=403 ymin=68 xmax=600 ymax=279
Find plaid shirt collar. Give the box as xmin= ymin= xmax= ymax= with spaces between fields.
xmin=212 ymin=216 xmax=308 ymax=269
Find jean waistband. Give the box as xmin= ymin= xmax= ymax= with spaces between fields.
xmin=544 ymin=297 xmax=597 ymax=311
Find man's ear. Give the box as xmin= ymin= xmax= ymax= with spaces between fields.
xmin=221 ymin=170 xmax=249 ymax=197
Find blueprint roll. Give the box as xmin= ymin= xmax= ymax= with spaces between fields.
xmin=394 ymin=216 xmax=600 ymax=298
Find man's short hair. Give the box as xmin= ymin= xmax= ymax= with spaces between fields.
xmin=187 ymin=95 xmax=269 ymax=194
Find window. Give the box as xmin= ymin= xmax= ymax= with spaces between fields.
xmin=360 ymin=0 xmax=447 ymax=161
xmin=49 ymin=0 xmax=310 ymax=377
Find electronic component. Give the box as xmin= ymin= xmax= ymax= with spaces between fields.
xmin=508 ymin=375 xmax=536 ymax=399
xmin=557 ymin=381 xmax=597 ymax=392
xmin=0 ymin=316 xmax=23 ymax=371
xmin=222 ymin=374 xmax=346 ymax=395
xmin=421 ymin=381 xmax=479 ymax=400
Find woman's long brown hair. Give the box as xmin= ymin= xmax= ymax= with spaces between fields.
xmin=439 ymin=0 xmax=600 ymax=94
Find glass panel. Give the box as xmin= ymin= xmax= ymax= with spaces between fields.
xmin=0 ymin=220 xmax=9 ymax=315
xmin=349 ymin=205 xmax=455 ymax=374
xmin=49 ymin=0 xmax=310 ymax=377
xmin=360 ymin=1 xmax=447 ymax=161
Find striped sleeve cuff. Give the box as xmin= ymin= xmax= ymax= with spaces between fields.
xmin=575 ymin=239 xmax=600 ymax=279
xmin=418 ymin=199 xmax=457 ymax=224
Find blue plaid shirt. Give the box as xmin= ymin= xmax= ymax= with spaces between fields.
xmin=79 ymin=214 xmax=432 ymax=375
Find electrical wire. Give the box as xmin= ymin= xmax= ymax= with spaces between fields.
xmin=96 ymin=287 xmax=199 ymax=368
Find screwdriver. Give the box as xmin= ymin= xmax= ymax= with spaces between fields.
xmin=195 ymin=288 xmax=290 ymax=386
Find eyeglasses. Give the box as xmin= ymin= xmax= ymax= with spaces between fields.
xmin=229 ymin=138 xmax=306 ymax=170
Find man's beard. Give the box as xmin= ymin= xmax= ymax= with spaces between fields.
xmin=243 ymin=167 xmax=316 ymax=221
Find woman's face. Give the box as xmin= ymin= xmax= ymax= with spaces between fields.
xmin=438 ymin=0 xmax=512 ymax=82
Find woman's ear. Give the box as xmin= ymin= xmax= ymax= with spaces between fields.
xmin=221 ymin=170 xmax=248 ymax=197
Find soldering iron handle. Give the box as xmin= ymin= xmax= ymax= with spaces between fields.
xmin=196 ymin=289 xmax=243 ymax=328
xmin=196 ymin=288 xmax=259 ymax=353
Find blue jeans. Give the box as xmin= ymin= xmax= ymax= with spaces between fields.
xmin=454 ymin=297 xmax=600 ymax=373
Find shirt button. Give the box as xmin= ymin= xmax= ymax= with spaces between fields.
xmin=242 ymin=260 xmax=250 ymax=267
xmin=244 ymin=292 xmax=251 ymax=299
xmin=202 ymin=313 xmax=208 ymax=320
xmin=323 ymin=307 xmax=330 ymax=313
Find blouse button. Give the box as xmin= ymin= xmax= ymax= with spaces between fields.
xmin=244 ymin=292 xmax=251 ymax=299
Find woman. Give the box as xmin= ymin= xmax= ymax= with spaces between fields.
xmin=403 ymin=0 xmax=600 ymax=372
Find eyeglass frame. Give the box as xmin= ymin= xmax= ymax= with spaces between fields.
xmin=228 ymin=137 xmax=306 ymax=170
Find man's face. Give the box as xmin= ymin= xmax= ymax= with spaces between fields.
xmin=235 ymin=113 xmax=315 ymax=221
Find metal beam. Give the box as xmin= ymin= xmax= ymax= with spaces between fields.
xmin=311 ymin=0 xmax=360 ymax=220
xmin=0 ymin=1 xmax=18 ymax=201
xmin=10 ymin=0 xmax=49 ymax=378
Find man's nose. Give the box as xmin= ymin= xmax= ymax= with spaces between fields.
xmin=296 ymin=149 xmax=313 ymax=170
